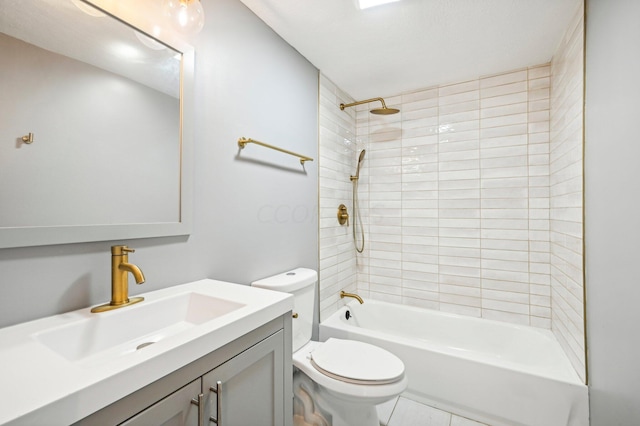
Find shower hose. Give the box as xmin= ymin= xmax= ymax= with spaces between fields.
xmin=352 ymin=179 xmax=365 ymax=253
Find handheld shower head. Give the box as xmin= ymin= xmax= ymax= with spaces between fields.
xmin=351 ymin=149 xmax=366 ymax=181
xmin=358 ymin=149 xmax=366 ymax=164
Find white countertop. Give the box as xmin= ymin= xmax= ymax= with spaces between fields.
xmin=0 ymin=279 xmax=292 ymax=425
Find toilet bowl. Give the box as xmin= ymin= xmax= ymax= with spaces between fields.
xmin=252 ymin=268 xmax=407 ymax=426
xmin=295 ymin=340 xmax=408 ymax=403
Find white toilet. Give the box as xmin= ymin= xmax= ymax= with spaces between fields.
xmin=252 ymin=268 xmax=408 ymax=426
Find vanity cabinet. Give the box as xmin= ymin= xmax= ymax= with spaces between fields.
xmin=74 ymin=316 xmax=292 ymax=426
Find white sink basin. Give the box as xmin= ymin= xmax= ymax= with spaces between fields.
xmin=34 ymin=292 xmax=245 ymax=366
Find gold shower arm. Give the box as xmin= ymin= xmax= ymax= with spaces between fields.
xmin=237 ymin=137 xmax=314 ymax=165
xmin=340 ymin=97 xmax=387 ymax=110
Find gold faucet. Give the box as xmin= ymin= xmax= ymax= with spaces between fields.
xmin=91 ymin=245 xmax=146 ymax=313
xmin=340 ymin=290 xmax=364 ymax=304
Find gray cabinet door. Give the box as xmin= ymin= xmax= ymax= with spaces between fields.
xmin=119 ymin=379 xmax=200 ymax=426
xmin=203 ymin=330 xmax=285 ymax=426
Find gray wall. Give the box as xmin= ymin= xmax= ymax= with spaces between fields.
xmin=585 ymin=0 xmax=640 ymax=423
xmin=0 ymin=0 xmax=319 ymax=329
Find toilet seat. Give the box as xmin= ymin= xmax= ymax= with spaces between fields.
xmin=310 ymin=338 xmax=404 ymax=385
xmin=293 ymin=340 xmax=408 ymax=403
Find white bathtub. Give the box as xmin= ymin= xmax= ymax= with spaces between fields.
xmin=319 ymin=300 xmax=588 ymax=426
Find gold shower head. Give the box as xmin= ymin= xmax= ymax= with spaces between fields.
xmin=370 ymin=106 xmax=400 ymax=115
xmin=340 ymin=97 xmax=400 ymax=115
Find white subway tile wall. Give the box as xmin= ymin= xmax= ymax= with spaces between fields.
xmin=550 ymin=2 xmax=586 ymax=382
xmin=349 ymin=64 xmax=555 ymax=327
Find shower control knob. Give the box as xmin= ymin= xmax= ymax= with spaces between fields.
xmin=337 ymin=204 xmax=349 ymax=226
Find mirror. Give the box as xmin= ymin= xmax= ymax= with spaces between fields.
xmin=0 ymin=0 xmax=193 ymax=248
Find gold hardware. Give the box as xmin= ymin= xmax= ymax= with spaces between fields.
xmin=339 ymin=97 xmax=400 ymax=115
xmin=337 ymin=204 xmax=349 ymax=226
xmin=292 ymin=312 xmax=299 ymax=318
xmin=91 ymin=245 xmax=146 ymax=313
xmin=21 ymin=133 xmax=34 ymax=144
xmin=340 ymin=290 xmax=364 ymax=304
xmin=237 ymin=137 xmax=314 ymax=165
xmin=351 ymin=149 xmax=366 ymax=181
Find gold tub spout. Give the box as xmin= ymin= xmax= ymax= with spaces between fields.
xmin=91 ymin=245 xmax=146 ymax=313
xmin=340 ymin=290 xmax=364 ymax=304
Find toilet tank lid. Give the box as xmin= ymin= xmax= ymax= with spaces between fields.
xmin=251 ymin=268 xmax=317 ymax=292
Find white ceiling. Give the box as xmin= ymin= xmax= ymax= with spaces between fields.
xmin=237 ymin=0 xmax=581 ymax=100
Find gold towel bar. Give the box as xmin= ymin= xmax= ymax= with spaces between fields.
xmin=237 ymin=137 xmax=314 ymax=165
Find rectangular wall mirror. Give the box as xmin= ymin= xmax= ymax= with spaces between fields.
xmin=0 ymin=0 xmax=193 ymax=248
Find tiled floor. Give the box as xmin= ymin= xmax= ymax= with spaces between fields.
xmin=378 ymin=396 xmax=489 ymax=426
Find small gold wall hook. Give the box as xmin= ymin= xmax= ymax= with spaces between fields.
xmin=21 ymin=133 xmax=34 ymax=144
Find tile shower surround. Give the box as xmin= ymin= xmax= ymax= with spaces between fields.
xmin=321 ymin=64 xmax=554 ymax=323
xmin=357 ymin=66 xmax=553 ymax=325
xmin=318 ymin=2 xmax=584 ymax=383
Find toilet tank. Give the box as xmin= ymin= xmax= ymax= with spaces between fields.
xmin=251 ymin=268 xmax=317 ymax=352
